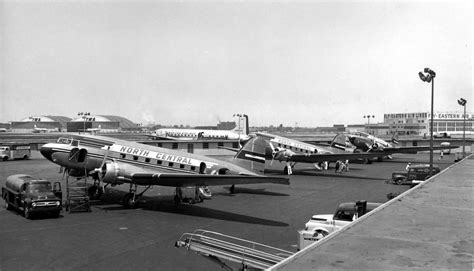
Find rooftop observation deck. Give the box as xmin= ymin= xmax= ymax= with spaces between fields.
xmin=271 ymin=155 xmax=473 ymax=270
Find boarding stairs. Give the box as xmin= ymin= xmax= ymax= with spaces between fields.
xmin=64 ymin=173 xmax=91 ymax=213
xmin=175 ymin=229 xmax=293 ymax=270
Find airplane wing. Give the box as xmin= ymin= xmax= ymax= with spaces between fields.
xmin=124 ymin=173 xmax=290 ymax=187
xmin=372 ymin=145 xmax=459 ymax=155
xmin=285 ymin=152 xmax=383 ymax=163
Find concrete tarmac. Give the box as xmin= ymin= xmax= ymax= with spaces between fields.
xmin=0 ymin=151 xmax=455 ymax=270
xmin=272 ymin=155 xmax=473 ymax=270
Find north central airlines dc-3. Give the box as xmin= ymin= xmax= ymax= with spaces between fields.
xmin=40 ymin=134 xmax=289 ymax=208
xmin=246 ymin=133 xmax=383 ymax=175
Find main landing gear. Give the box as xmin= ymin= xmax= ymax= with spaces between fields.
xmin=122 ymin=183 xmax=152 ymax=209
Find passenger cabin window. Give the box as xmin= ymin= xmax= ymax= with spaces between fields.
xmin=180 ymin=164 xmax=185 ymax=169
xmin=157 ymin=160 xmax=162 ymax=165
xmin=168 ymin=162 xmax=174 ymax=167
xmin=203 ymin=142 xmax=209 ymax=149
xmin=120 ymin=153 xmax=126 ymax=159
xmin=158 ymin=143 xmax=162 ymax=147
xmin=145 ymin=158 xmax=151 ymax=163
xmin=232 ymin=142 xmax=239 ymax=148
xmin=218 ymin=142 xmax=224 ymax=147
xmin=172 ymin=143 xmax=178 ymax=149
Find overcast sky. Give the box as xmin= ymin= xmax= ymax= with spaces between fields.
xmin=1 ymin=0 xmax=472 ymax=127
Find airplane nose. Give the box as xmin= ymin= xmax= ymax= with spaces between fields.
xmin=40 ymin=144 xmax=54 ymax=161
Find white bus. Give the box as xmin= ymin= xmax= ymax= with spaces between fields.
xmin=0 ymin=144 xmax=31 ymax=161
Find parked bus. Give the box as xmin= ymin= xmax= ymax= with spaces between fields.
xmin=0 ymin=143 xmax=31 ymax=161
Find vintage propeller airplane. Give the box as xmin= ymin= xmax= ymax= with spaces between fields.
xmin=40 ymin=134 xmax=289 ymax=208
xmin=150 ymin=114 xmax=250 ymax=141
xmin=333 ymin=132 xmax=459 ymax=160
xmin=248 ymin=132 xmax=383 ymax=175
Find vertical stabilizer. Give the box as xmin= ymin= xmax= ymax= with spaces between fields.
xmin=233 ymin=114 xmax=249 ymax=135
xmin=330 ymin=134 xmax=349 ymax=150
xmin=232 ymin=136 xmax=267 ymax=174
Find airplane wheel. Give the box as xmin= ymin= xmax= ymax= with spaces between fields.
xmin=88 ymin=185 xmax=103 ymax=200
xmin=122 ymin=193 xmax=138 ymax=209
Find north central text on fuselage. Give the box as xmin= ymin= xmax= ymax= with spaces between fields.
xmin=116 ymin=145 xmax=194 ymax=165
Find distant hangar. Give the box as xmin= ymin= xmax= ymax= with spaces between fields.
xmin=10 ymin=115 xmax=139 ymax=133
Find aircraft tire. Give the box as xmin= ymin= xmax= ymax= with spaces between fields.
xmin=88 ymin=185 xmax=103 ymax=200
xmin=122 ymin=193 xmax=138 ymax=209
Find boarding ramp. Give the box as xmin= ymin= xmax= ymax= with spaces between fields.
xmin=175 ymin=229 xmax=293 ymax=270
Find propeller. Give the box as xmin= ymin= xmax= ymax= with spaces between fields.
xmin=268 ymin=142 xmax=281 ymax=166
xmin=89 ymin=146 xmax=110 ymax=181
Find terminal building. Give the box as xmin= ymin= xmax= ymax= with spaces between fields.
xmin=365 ymin=111 xmax=473 ymax=137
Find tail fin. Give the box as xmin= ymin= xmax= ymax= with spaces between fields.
xmin=391 ymin=133 xmax=399 ymax=145
xmin=232 ymin=114 xmax=249 ymax=135
xmin=232 ymin=136 xmax=269 ymax=174
xmin=330 ymin=133 xmax=349 ymax=150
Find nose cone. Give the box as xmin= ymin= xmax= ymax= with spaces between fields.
xmin=40 ymin=143 xmax=55 ymax=161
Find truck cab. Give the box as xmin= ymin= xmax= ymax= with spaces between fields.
xmin=389 ymin=164 xmax=441 ymax=185
xmin=2 ymin=174 xmax=62 ymax=219
xmin=298 ymin=201 xmax=381 ymax=249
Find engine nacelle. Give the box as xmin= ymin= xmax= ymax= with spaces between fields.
xmin=101 ymin=161 xmax=125 ymax=185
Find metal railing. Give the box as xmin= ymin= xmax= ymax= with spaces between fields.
xmin=176 ymin=229 xmax=293 ymax=270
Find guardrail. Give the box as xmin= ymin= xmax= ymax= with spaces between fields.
xmin=175 ymin=229 xmax=293 ymax=270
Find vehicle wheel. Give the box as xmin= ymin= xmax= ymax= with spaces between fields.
xmin=4 ymin=199 xmax=12 ymax=211
xmin=3 ymin=157 xmax=8 ymax=161
xmin=396 ymin=179 xmax=403 ymax=185
xmin=188 ymin=199 xmax=195 ymax=204
xmin=23 ymin=155 xmax=29 ymax=160
xmin=24 ymin=205 xmax=32 ymax=219
xmin=313 ymin=229 xmax=329 ymax=239
xmin=52 ymin=210 xmax=60 ymax=218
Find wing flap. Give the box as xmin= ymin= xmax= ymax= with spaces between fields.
xmin=130 ymin=173 xmax=289 ymax=187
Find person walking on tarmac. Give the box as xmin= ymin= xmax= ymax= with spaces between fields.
xmin=406 ymin=162 xmax=411 ymax=171
xmin=335 ymin=160 xmax=341 ymax=173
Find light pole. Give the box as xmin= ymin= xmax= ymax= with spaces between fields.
xmin=457 ymin=98 xmax=467 ymax=159
xmin=77 ymin=112 xmax=91 ymax=134
xmin=418 ymin=67 xmax=436 ymax=175
xmin=363 ymin=115 xmax=375 ymax=124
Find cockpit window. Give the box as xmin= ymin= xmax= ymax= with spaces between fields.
xmin=57 ymin=138 xmax=79 ymax=146
xmin=57 ymin=138 xmax=72 ymax=144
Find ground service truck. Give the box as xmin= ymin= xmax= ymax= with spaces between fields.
xmin=2 ymin=174 xmax=62 ymax=219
